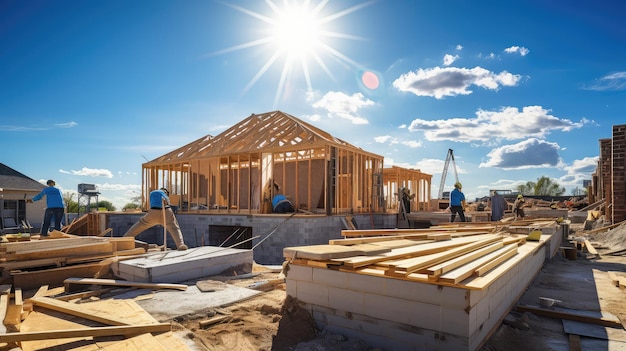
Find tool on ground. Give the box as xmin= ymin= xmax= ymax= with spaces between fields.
xmin=162 ymin=198 xmax=167 ymax=251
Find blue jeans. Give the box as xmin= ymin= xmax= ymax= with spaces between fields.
xmin=42 ymin=208 xmax=64 ymax=235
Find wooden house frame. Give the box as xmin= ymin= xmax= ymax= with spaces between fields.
xmin=140 ymin=111 xmax=387 ymax=215
xmin=382 ymin=166 xmax=432 ymax=212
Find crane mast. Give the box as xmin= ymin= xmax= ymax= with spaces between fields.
xmin=438 ymin=149 xmax=459 ymax=199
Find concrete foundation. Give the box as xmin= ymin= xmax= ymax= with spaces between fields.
xmin=111 ymin=246 xmax=253 ymax=283
xmin=284 ymin=225 xmax=564 ymax=351
xmin=103 ymin=213 xmax=397 ymax=265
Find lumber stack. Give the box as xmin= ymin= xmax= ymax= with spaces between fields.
xmin=0 ymin=234 xmax=145 ymax=290
xmin=283 ymin=219 xmax=563 ymax=351
xmin=0 ymin=284 xmax=190 ymax=351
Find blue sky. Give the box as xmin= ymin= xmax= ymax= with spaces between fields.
xmin=2 ymin=0 xmax=624 ymax=210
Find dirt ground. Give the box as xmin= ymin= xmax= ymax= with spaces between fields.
xmin=174 ymin=221 xmax=626 ymax=351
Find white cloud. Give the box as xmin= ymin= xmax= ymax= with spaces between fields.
xmin=55 ymin=121 xmax=78 ymax=128
xmin=479 ymin=138 xmax=562 ymax=169
xmin=504 ymin=45 xmax=529 ymax=56
xmin=401 ymin=140 xmax=423 ymax=148
xmin=311 ymin=91 xmax=374 ymax=124
xmin=407 ymin=105 xmax=588 ymax=142
xmin=585 ymin=71 xmax=626 ymax=91
xmin=59 ymin=167 xmax=114 ymax=178
xmin=393 ymin=66 xmax=521 ymax=99
xmin=455 ymin=44 xmax=463 ymax=51
xmin=558 ymin=156 xmax=599 ymax=186
xmin=374 ymin=135 xmax=393 ymax=143
xmin=443 ymin=54 xmax=459 ymax=66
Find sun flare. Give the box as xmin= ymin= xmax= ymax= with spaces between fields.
xmin=213 ymin=0 xmax=374 ymax=107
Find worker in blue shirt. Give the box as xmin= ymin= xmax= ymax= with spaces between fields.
xmin=123 ymin=188 xmax=188 ymax=250
xmin=271 ymin=182 xmax=294 ymax=213
xmin=449 ymin=182 xmax=466 ymax=222
xmin=27 ymin=179 xmax=66 ymax=237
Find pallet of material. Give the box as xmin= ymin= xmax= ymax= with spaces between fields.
xmin=284 ymin=223 xmax=543 ymax=289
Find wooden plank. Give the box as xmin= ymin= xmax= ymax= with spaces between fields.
xmin=438 ymin=244 xmax=518 ymax=284
xmin=154 ymin=331 xmax=194 ymax=351
xmin=284 ymin=244 xmax=370 ymax=260
xmin=0 ymin=237 xmax=107 ymax=254
xmin=0 ymin=323 xmax=171 ymax=343
xmin=607 ymin=271 xmax=621 ymax=287
xmin=3 ymin=288 xmax=23 ymax=332
xmin=475 ymin=248 xmax=519 ymax=276
xmin=584 ymin=240 xmax=598 ymax=255
xmin=0 ymin=257 xmax=65 ymax=271
xmin=516 ymin=305 xmax=623 ymax=328
xmin=329 ymin=235 xmax=429 ymax=246
xmin=568 ymin=333 xmax=581 ymax=351
xmin=425 ymin=242 xmax=504 ymax=277
xmin=4 ymin=242 xmax=113 ymax=261
xmin=12 ymin=263 xmax=103 ymax=291
xmin=332 ymin=234 xmax=503 ymax=269
xmin=385 ymin=235 xmax=502 ymax=275
xmin=63 ymin=278 xmax=188 ymax=291
xmin=100 ymin=332 xmax=168 ymax=351
xmin=27 ymin=296 xmax=131 ymax=326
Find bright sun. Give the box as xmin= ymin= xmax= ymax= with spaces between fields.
xmin=213 ymin=0 xmax=374 ymax=107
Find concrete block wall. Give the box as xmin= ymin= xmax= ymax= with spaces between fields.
xmin=612 ymin=124 xmax=626 ymax=223
xmin=285 ymin=240 xmax=548 ymax=351
xmin=105 ymin=212 xmax=396 ymax=265
xmin=599 ymin=138 xmax=612 ymax=219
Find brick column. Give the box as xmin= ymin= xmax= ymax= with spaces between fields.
xmin=599 ymin=138 xmax=612 ymax=219
xmin=612 ymin=125 xmax=626 ymax=223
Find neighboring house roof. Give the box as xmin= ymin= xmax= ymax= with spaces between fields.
xmin=145 ymin=110 xmax=381 ymax=166
xmin=0 ymin=163 xmax=46 ymax=191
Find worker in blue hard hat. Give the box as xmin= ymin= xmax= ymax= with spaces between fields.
xmin=449 ymin=182 xmax=466 ymax=222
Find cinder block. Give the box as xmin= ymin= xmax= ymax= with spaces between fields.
xmin=296 ymin=281 xmax=329 ymax=307
xmin=285 ymin=263 xmax=313 ymax=282
xmin=328 ymin=286 xmax=365 ymax=315
xmin=313 ymin=267 xmax=348 ymax=288
xmin=347 ymin=272 xmax=387 ymax=295
xmin=364 ymin=293 xmax=415 ymax=325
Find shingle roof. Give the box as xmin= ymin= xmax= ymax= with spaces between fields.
xmin=145 ymin=110 xmax=380 ymax=166
xmin=0 ymin=163 xmax=46 ymax=191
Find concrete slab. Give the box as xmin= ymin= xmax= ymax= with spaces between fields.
xmin=113 ymin=284 xmax=261 ymax=321
xmin=111 ymin=246 xmax=253 ymax=283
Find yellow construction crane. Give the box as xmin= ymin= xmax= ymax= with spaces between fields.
xmin=438 ymin=149 xmax=459 ymax=200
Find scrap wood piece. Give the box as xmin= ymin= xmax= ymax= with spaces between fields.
xmin=0 ymin=323 xmax=171 ymax=343
xmin=3 ymin=288 xmax=23 ymax=332
xmin=63 ymin=277 xmax=188 ymax=291
xmin=438 ymin=244 xmax=518 ymax=284
xmin=199 ymin=315 xmax=231 ymax=328
xmin=425 ymin=241 xmax=504 ymax=277
xmin=384 ymin=235 xmax=503 ymax=276
xmin=584 ymin=239 xmax=599 ymax=255
xmin=516 ymin=305 xmax=622 ymax=328
xmin=27 ymin=296 xmax=131 ymax=326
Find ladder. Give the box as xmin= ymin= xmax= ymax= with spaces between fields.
xmin=438 ymin=149 xmax=459 ymax=199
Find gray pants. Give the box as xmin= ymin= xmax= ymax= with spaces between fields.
xmin=123 ymin=208 xmax=185 ymax=248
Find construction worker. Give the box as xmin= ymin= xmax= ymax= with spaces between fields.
xmin=123 ymin=188 xmax=188 ymax=250
xmin=450 ymin=182 xmax=466 ymax=222
xmin=26 ymin=179 xmax=66 ymax=237
xmin=514 ymin=194 xmax=526 ymax=220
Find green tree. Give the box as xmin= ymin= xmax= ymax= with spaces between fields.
xmin=123 ymin=203 xmax=141 ymax=211
xmin=90 ymin=200 xmax=116 ymax=212
xmin=63 ymin=192 xmax=79 ymax=213
xmin=517 ymin=176 xmax=566 ymax=196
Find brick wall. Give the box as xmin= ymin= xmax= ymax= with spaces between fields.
xmin=613 ymin=125 xmax=626 ymax=222
xmin=599 ymin=138 xmax=612 ymax=219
